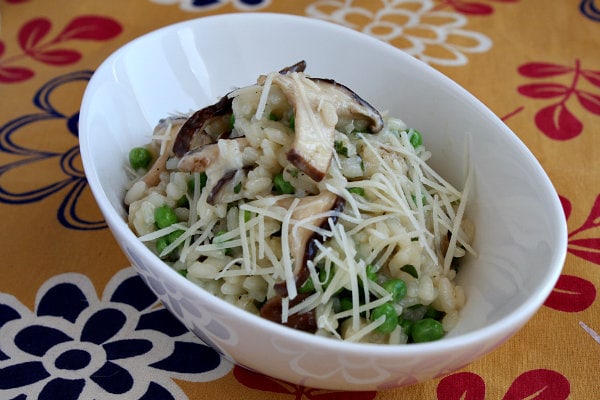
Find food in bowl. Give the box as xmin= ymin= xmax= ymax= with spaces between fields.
xmin=80 ymin=13 xmax=568 ymax=389
xmin=123 ymin=61 xmax=475 ymax=344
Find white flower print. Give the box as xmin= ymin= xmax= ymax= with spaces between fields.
xmin=305 ymin=0 xmax=492 ymax=66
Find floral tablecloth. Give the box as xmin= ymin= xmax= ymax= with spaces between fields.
xmin=1 ymin=0 xmax=598 ymax=399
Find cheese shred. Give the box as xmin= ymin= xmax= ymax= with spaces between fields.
xmin=125 ymin=69 xmax=475 ymax=344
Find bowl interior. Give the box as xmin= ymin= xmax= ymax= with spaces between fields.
xmin=80 ymin=13 xmax=567 ymax=357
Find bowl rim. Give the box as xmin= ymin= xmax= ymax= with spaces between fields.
xmin=80 ymin=12 xmax=569 ymax=357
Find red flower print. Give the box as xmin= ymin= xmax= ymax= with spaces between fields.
xmin=0 ymin=15 xmax=122 ymax=83
xmin=233 ymin=366 xmax=377 ymax=399
xmin=18 ymin=18 xmax=81 ymax=65
xmin=434 ymin=0 xmax=519 ymax=16
xmin=503 ymin=369 xmax=570 ymax=400
xmin=538 ymin=194 xmax=599 ymax=313
xmin=544 ymin=274 xmax=596 ymax=312
xmin=0 ymin=41 xmax=34 ymax=82
xmin=436 ymin=372 xmax=485 ymax=399
xmin=517 ymin=60 xmax=600 ymax=140
xmin=562 ymin=194 xmax=600 ymax=265
xmin=437 ymin=369 xmax=570 ymax=399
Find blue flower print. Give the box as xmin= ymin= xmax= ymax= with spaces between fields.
xmin=0 ymin=70 xmax=105 ymax=231
xmin=154 ymin=0 xmax=270 ymax=12
xmin=190 ymin=0 xmax=268 ymax=9
xmin=124 ymin=245 xmax=239 ymax=360
xmin=580 ymin=0 xmax=600 ymax=21
xmin=0 ymin=268 xmax=232 ymax=400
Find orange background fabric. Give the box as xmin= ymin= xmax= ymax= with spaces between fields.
xmin=0 ymin=0 xmax=598 ymax=398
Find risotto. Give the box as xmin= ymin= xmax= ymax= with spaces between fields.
xmin=124 ymin=61 xmax=475 ymax=344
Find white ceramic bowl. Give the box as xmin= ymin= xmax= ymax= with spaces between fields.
xmin=79 ymin=13 xmax=567 ymax=390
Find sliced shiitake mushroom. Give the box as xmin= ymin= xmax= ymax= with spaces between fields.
xmin=310 ymin=78 xmax=384 ymax=133
xmin=141 ymin=116 xmax=187 ymax=187
xmin=177 ymin=137 xmax=249 ymax=173
xmin=278 ymin=60 xmax=307 ymax=74
xmin=260 ymin=293 xmax=317 ymax=333
xmin=178 ymin=137 xmax=251 ymax=205
xmin=274 ymin=191 xmax=345 ymax=296
xmin=172 ymin=95 xmax=234 ymax=158
xmin=269 ymin=73 xmax=383 ymax=182
xmin=173 ymin=61 xmax=305 ymax=159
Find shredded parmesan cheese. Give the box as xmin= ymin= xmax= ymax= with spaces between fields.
xmin=126 ymin=68 xmax=476 ymax=344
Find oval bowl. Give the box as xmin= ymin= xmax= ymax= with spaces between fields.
xmin=79 ymin=13 xmax=567 ymax=390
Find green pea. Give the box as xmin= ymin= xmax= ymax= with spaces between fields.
xmin=319 ymin=268 xmax=337 ymax=290
xmin=156 ymin=235 xmax=169 ymax=255
xmin=383 ymin=279 xmax=407 ymax=302
xmin=187 ymin=172 xmax=208 ymax=194
xmin=273 ymin=173 xmax=295 ymax=195
xmin=129 ymin=147 xmax=152 ymax=170
xmin=365 ymin=264 xmax=378 ymax=283
xmin=398 ymin=316 xmax=413 ymax=336
xmin=176 ymin=195 xmax=189 ymax=208
xmin=370 ymin=302 xmax=398 ymax=334
xmin=411 ymin=318 xmax=444 ymax=343
xmin=156 ymin=229 xmax=184 ymax=257
xmin=229 ymin=114 xmax=235 ymax=129
xmin=168 ymin=229 xmax=184 ymax=242
xmin=358 ymin=264 xmax=378 ymax=289
xmin=409 ymin=129 xmax=422 ymax=148
xmin=348 ymin=187 xmax=365 ymax=196
xmin=243 ymin=210 xmax=252 ymax=223
xmin=214 ymin=231 xmax=226 ymax=239
xmin=299 ymin=268 xmax=335 ymax=294
xmin=154 ymin=205 xmax=178 ymax=229
xmin=298 ymin=277 xmax=315 ymax=294
xmin=339 ymin=296 xmax=353 ymax=312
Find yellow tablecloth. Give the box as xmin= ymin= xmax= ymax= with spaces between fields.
xmin=1 ymin=0 xmax=598 ymax=398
